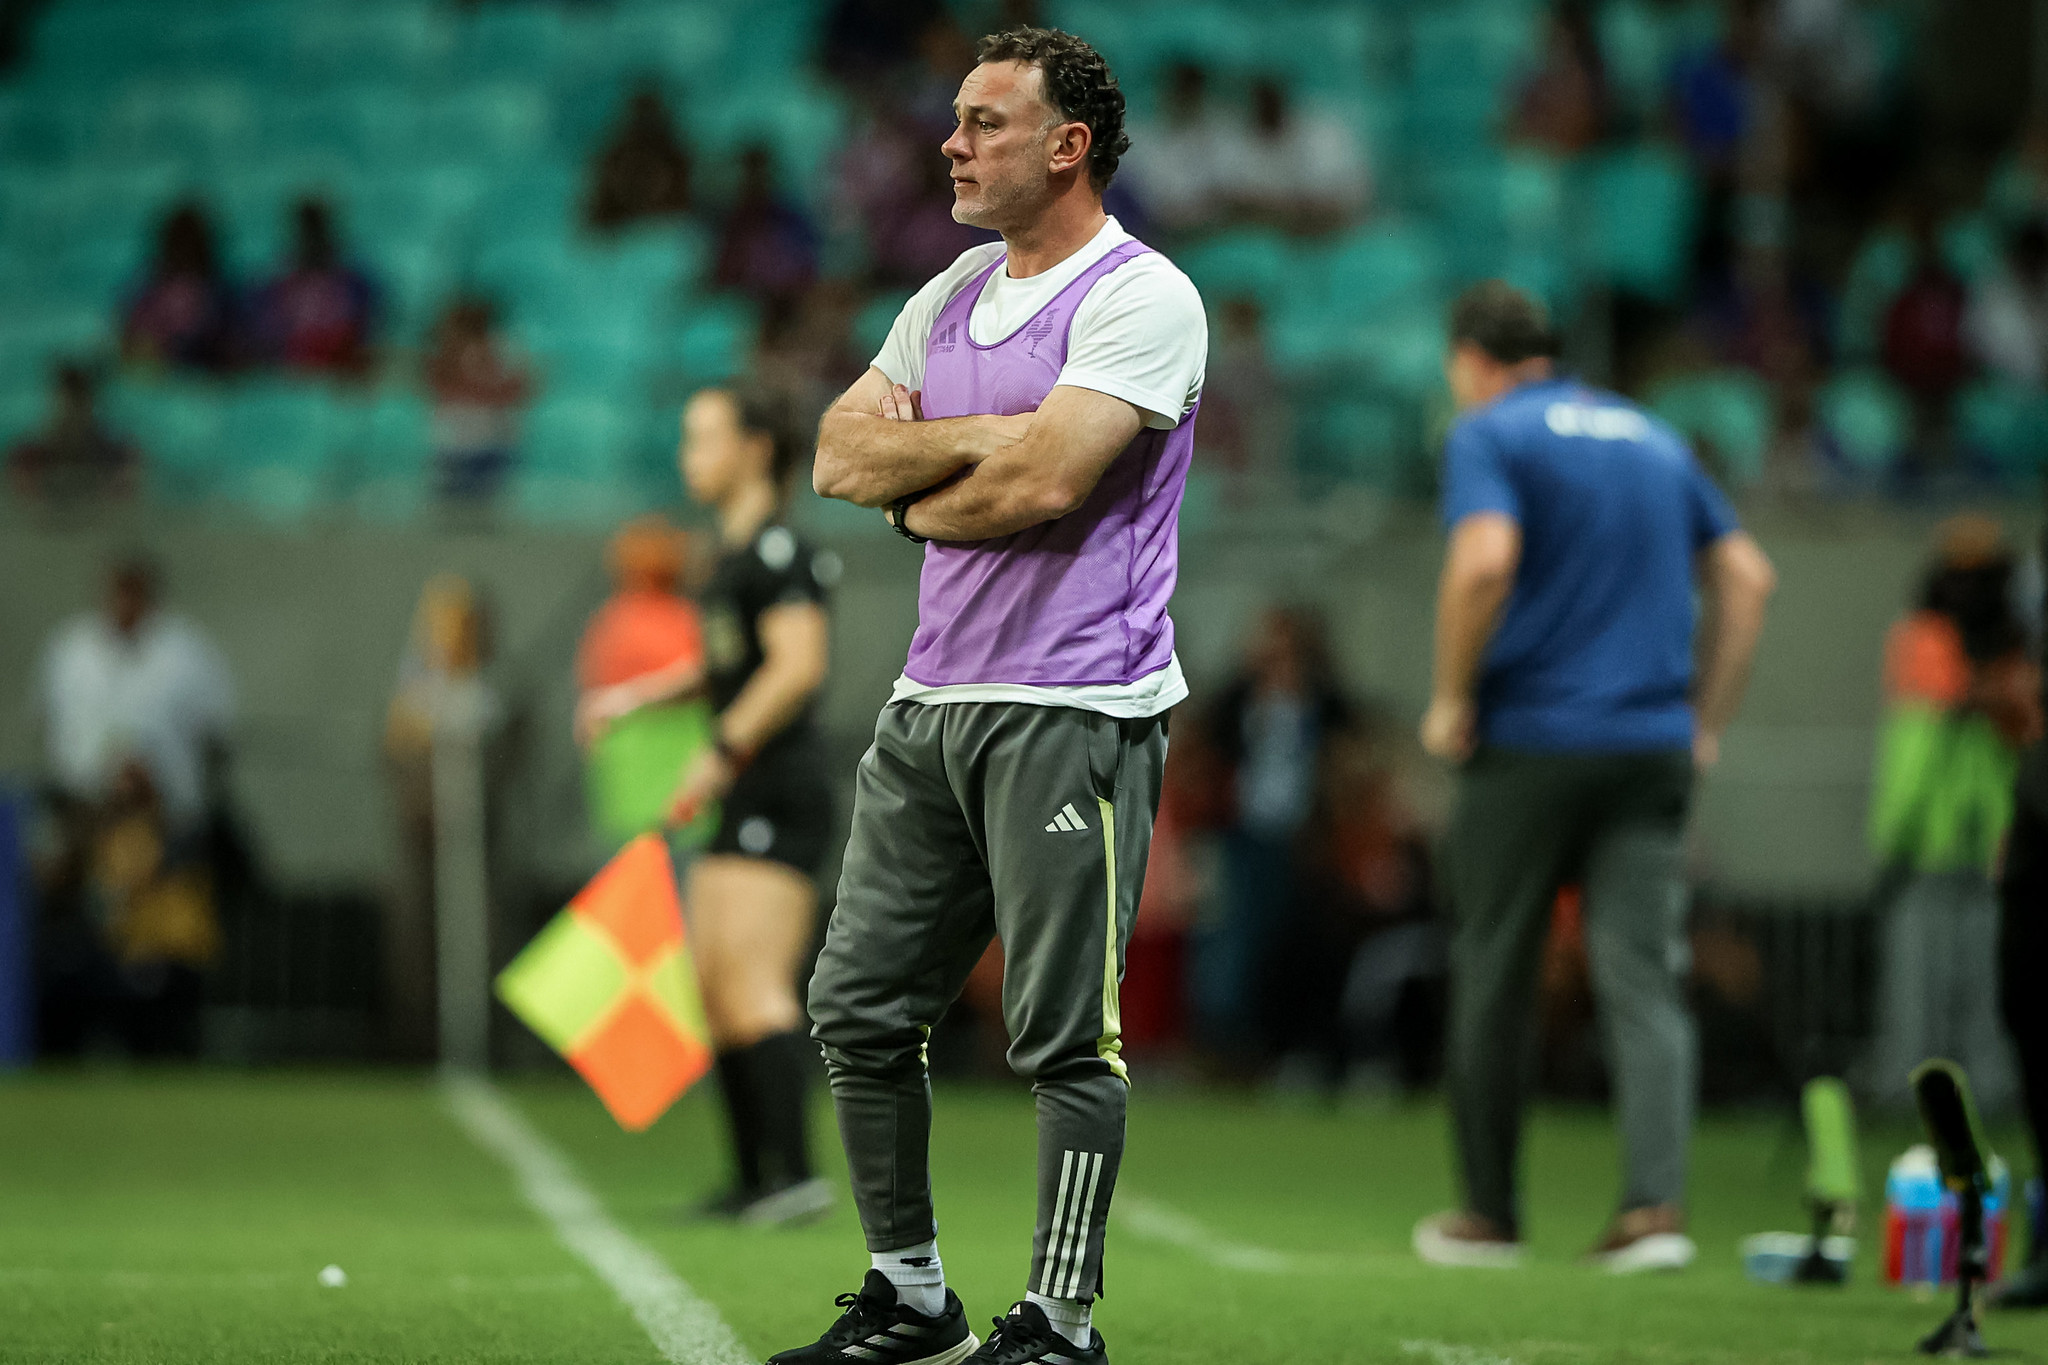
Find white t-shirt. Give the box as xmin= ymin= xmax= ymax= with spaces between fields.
xmin=40 ymin=611 xmax=236 ymax=829
xmin=871 ymin=216 xmax=1207 ymax=718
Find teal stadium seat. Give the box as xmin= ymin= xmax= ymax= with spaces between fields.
xmin=1172 ymin=231 xmax=1294 ymax=313
xmin=350 ymin=388 xmax=434 ymax=521
xmin=515 ymin=392 xmax=649 ymax=524
xmin=1816 ymin=368 xmax=1910 ymax=475
xmin=1835 ymin=229 xmax=1909 ymax=363
xmin=476 ymin=163 xmax=582 ymax=246
xmin=288 ymin=4 xmax=454 ymax=84
xmin=1957 ymin=380 xmax=2048 ymax=487
xmin=270 ymin=87 xmax=421 ymax=169
xmin=1581 ymin=144 xmax=1698 ymax=303
xmin=423 ymin=84 xmax=555 ymax=167
xmin=26 ymin=1 xmax=167 ymax=79
xmin=853 ymin=291 xmax=913 ymax=360
xmin=219 ymin=382 xmax=356 ymax=513
xmin=105 ymin=381 xmax=227 ymax=503
xmin=1940 ymin=211 xmax=1999 ymax=286
xmin=0 ymin=385 xmax=45 ymax=456
xmin=100 ymin=79 xmax=259 ymax=167
xmin=595 ymin=3 xmax=737 ymax=98
xmin=698 ymin=80 xmax=847 ymax=209
xmin=457 ymin=3 xmax=575 ymax=83
xmin=670 ymin=299 xmax=761 ymax=388
xmin=1296 ymin=395 xmax=1411 ymax=490
xmin=1648 ymin=369 xmax=1772 ymax=487
xmin=369 ymin=238 xmax=455 ymax=344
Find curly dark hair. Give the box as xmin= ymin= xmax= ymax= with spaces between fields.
xmin=975 ymin=26 xmax=1129 ymax=191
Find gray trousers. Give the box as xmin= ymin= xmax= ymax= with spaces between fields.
xmin=1445 ymin=747 xmax=1696 ymax=1237
xmin=809 ymin=701 xmax=1166 ymax=1303
xmin=1866 ymin=870 xmax=2016 ymax=1112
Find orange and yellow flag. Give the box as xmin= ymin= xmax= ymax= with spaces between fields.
xmin=495 ymin=834 xmax=712 ymax=1130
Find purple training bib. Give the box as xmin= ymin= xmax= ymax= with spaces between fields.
xmin=903 ymin=240 xmax=1197 ymax=690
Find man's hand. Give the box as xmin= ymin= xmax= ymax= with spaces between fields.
xmin=1421 ymin=694 xmax=1477 ymax=763
xmin=1693 ymin=728 xmax=1722 ymax=771
xmin=666 ymin=746 xmax=737 ymax=828
xmin=880 ymin=384 xmax=921 ymax=422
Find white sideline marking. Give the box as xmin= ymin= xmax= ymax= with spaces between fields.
xmin=1401 ymin=1342 xmax=1519 ymax=1365
xmin=444 ymin=1076 xmax=754 ymax=1365
xmin=1113 ymin=1193 xmax=1298 ymax=1273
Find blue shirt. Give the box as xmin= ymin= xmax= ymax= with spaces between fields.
xmin=1441 ymin=378 xmax=1739 ymax=753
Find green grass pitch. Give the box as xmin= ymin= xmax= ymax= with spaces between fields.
xmin=2 ymin=1070 xmax=2045 ymax=1364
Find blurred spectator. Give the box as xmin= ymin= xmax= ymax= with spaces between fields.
xmin=1124 ymin=62 xmax=1234 ymax=238
xmin=1988 ymin=123 xmax=2048 ymax=230
xmin=819 ymin=0 xmax=943 ymax=87
xmin=753 ymin=282 xmax=864 ymax=415
xmin=1882 ymin=209 xmax=1971 ymax=465
xmin=574 ymin=515 xmax=702 ymax=751
xmin=120 ymin=199 xmax=240 ymax=375
xmin=1865 ymin=515 xmax=2041 ymax=1111
xmin=34 ymin=758 xmax=220 ymax=1060
xmin=1279 ymin=717 xmax=1441 ymax=1092
xmin=1670 ymin=0 xmax=1766 ymax=178
xmin=421 ymin=297 xmax=534 ymax=505
xmin=902 ymin=16 xmax=976 ymax=137
xmin=38 ymin=558 xmax=235 ymax=840
xmin=712 ymin=145 xmax=820 ymax=305
xmin=382 ymin=575 xmax=503 ymax=1061
xmin=584 ymin=87 xmax=694 ymax=233
xmin=34 ymin=559 xmax=231 ymax=1061
xmin=1192 ymin=606 xmax=1353 ymax=1069
xmin=248 ymin=197 xmax=379 ymax=378
xmin=1195 ymin=296 xmax=1288 ymax=494
xmin=1510 ymin=1 xmax=1607 ymax=156
xmin=871 ymin=141 xmax=999 ymax=285
xmin=1214 ymin=77 xmax=1372 ymax=235
xmin=1967 ymin=219 xmax=2048 ymax=390
xmin=5 ymin=363 xmax=140 ymax=506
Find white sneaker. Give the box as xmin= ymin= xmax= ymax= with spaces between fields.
xmin=1585 ymin=1205 xmax=1696 ymax=1274
xmin=1593 ymin=1232 xmax=1697 ymax=1274
xmin=1413 ymin=1211 xmax=1527 ymax=1269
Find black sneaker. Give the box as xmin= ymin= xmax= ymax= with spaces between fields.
xmin=766 ymin=1269 xmax=979 ymax=1365
xmin=967 ymin=1302 xmax=1107 ymax=1364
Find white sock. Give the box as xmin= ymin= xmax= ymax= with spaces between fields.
xmin=873 ymin=1239 xmax=946 ymax=1318
xmin=1025 ymin=1292 xmax=1092 ymax=1348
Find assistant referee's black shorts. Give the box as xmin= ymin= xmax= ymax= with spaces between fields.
xmin=708 ymin=733 xmax=834 ymax=880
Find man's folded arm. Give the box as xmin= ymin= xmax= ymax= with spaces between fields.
xmin=902 ymin=385 xmax=1145 ymax=543
xmin=813 ymin=367 xmax=1026 ymax=508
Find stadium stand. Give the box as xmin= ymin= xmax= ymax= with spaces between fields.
xmin=0 ymin=0 xmax=2039 ymax=522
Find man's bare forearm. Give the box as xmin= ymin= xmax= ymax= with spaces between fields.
xmin=1431 ymin=569 xmax=1512 ymax=704
xmin=813 ymin=410 xmax=1014 ymax=508
xmin=1694 ymin=586 xmax=1768 ymax=738
xmin=1693 ymin=533 xmax=1776 ymax=740
xmin=902 ymin=443 xmax=1084 ymax=542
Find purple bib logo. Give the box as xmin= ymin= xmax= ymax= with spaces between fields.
xmin=933 ymin=321 xmax=959 ymax=353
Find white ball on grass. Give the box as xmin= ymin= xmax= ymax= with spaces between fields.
xmin=317 ymin=1265 xmax=348 ymax=1288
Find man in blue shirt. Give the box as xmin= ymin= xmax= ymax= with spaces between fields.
xmin=1413 ymin=282 xmax=1776 ymax=1274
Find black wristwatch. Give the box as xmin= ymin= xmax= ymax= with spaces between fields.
xmin=887 ymin=494 xmax=930 ymax=544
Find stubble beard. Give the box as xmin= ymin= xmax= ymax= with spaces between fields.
xmin=951 ymin=174 xmax=1038 ymax=234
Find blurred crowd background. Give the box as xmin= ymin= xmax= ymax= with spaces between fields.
xmin=1 ymin=0 xmax=2045 ymax=1113
xmin=5 ymin=0 xmax=2048 ymax=518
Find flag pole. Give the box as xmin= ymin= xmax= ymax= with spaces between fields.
xmin=432 ymin=675 xmax=493 ymax=1077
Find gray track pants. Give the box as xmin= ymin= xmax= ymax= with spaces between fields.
xmin=809 ymin=701 xmax=1166 ymax=1303
xmin=1444 ymin=747 xmax=1696 ymax=1237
